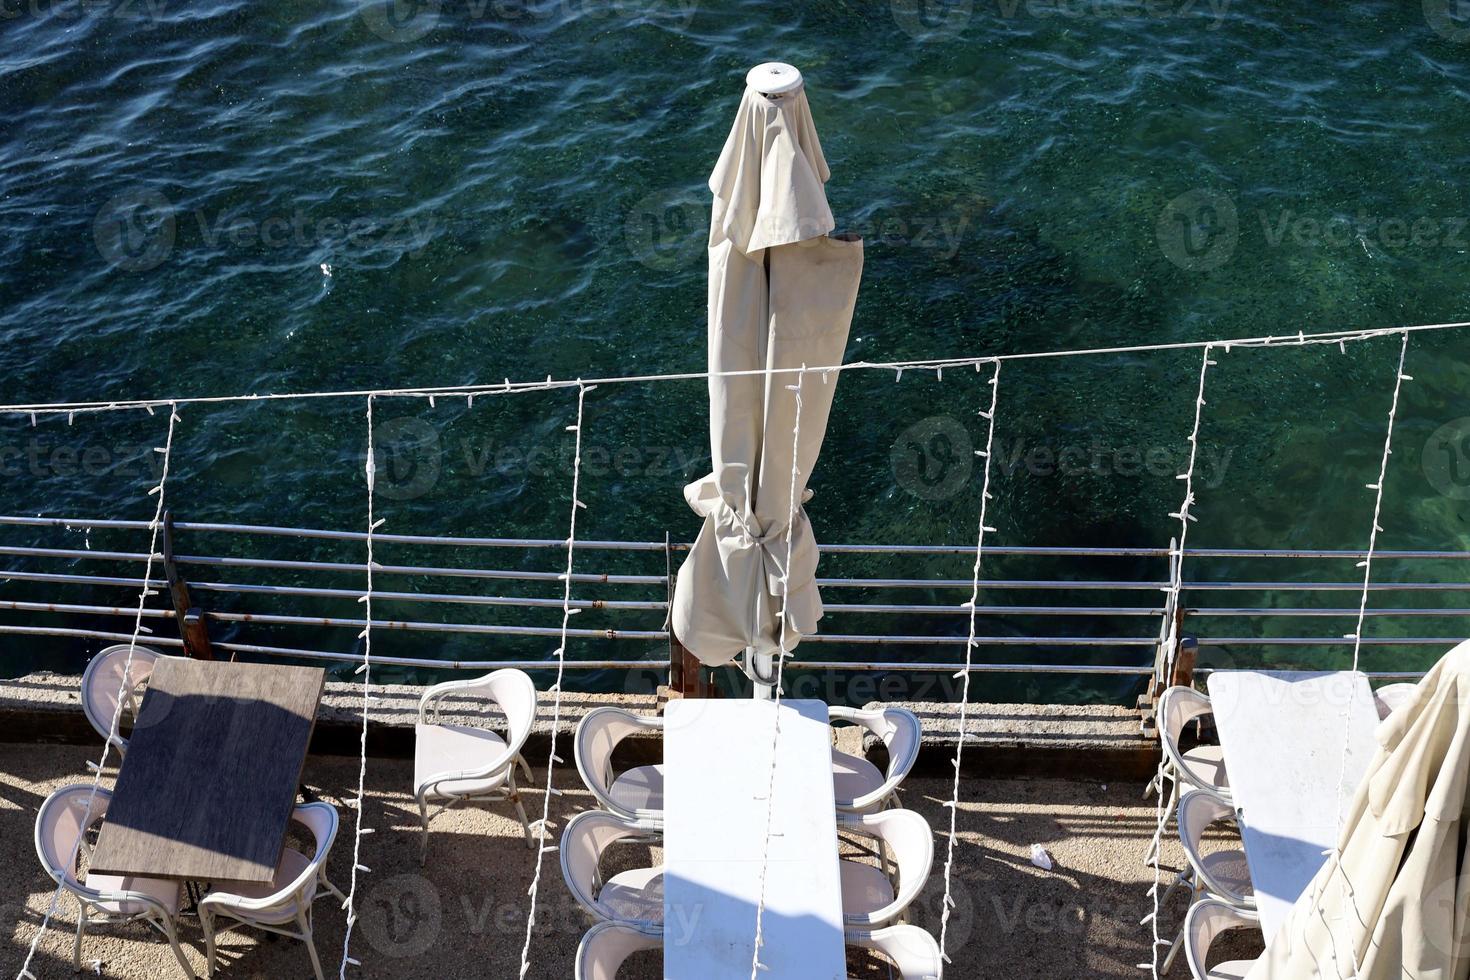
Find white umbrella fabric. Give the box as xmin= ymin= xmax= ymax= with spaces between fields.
xmin=671 ymin=64 xmax=863 ymax=671
xmin=1248 ymin=638 xmax=1470 ymax=978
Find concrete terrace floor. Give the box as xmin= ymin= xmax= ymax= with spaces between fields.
xmin=0 ymin=742 xmax=1257 ymax=980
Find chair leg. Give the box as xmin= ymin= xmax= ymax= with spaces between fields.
xmin=298 ymin=910 xmax=325 ymax=980
xmin=1162 ymin=922 xmax=1185 ymax=974
xmin=417 ymin=795 xmax=432 ymax=865
xmin=518 ymin=754 xmax=534 ymax=785
xmin=320 ymin=868 xmax=348 ymax=904
xmin=72 ymin=905 xmax=87 ymax=972
xmin=201 ymin=910 xmax=218 ymax=978
xmin=511 ymin=791 xmax=534 ymax=849
xmin=159 ymin=916 xmax=198 ymax=980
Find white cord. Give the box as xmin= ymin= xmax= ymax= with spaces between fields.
xmin=747 ymin=365 xmax=808 ymax=978
xmin=1140 ymin=346 xmax=1216 ymax=977
xmin=518 ymin=382 xmax=590 ymax=978
xmin=14 ymin=405 xmax=179 ymax=980
xmin=1321 ymin=329 xmax=1411 ymax=980
xmin=337 ymin=395 xmax=380 ymax=977
xmin=936 ymin=359 xmax=1002 ymax=973
xmin=1 ymin=321 xmax=1465 ymax=420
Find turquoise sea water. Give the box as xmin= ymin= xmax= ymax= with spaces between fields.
xmin=2 ymin=0 xmax=1469 ymax=700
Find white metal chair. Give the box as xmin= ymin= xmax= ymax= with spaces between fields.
xmin=81 ymin=643 xmax=164 ymax=755
xmin=1161 ymin=790 xmax=1253 ymax=973
xmin=199 ymin=802 xmax=346 ymax=980
xmin=414 ymin=668 xmax=537 ymax=859
xmin=561 ymin=809 xmax=664 ymax=926
xmin=830 ymin=706 xmax=923 ymax=813
xmin=1374 ymin=681 xmax=1419 ymax=719
xmin=575 ymin=706 xmax=665 ymax=821
xmin=1146 ymin=686 xmax=1230 ymax=865
xmin=847 ymin=924 xmax=943 ymax=979
xmin=1184 ymin=898 xmax=1260 ymax=980
xmin=838 ymin=808 xmax=933 ymax=928
xmin=1151 ymin=686 xmax=1231 ymax=801
xmin=574 ymin=920 xmax=662 ymax=980
xmin=34 ymin=784 xmax=196 ymax=978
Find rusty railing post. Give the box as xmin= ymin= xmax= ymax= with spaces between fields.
xmin=161 ymin=510 xmax=214 ymax=661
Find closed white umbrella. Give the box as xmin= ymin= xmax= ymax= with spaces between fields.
xmin=1247 ymin=638 xmax=1470 ymax=979
xmin=671 ymin=63 xmax=863 ymax=677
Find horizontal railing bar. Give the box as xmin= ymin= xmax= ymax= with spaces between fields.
xmin=824 ymin=604 xmax=1164 ymax=616
xmin=799 ymin=634 xmax=1157 ymax=646
xmin=201 ymin=610 xmax=667 ymax=640
xmin=0 ymin=623 xmax=657 ymax=671
xmin=793 ymin=660 xmax=1152 ymax=674
xmin=11 ymin=548 xmax=1470 ymax=594
xmin=1186 ymin=607 xmax=1470 ymax=617
xmin=0 ymin=600 xmax=174 ymax=619
xmin=7 ymin=516 xmax=1470 ymax=561
xmin=0 ymin=624 xmax=1442 ymax=678
xmin=1197 ymin=636 xmax=1470 ymax=646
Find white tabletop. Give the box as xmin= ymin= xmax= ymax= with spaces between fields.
xmin=663 ymin=698 xmax=846 ymax=980
xmin=1206 ymin=670 xmax=1380 ymax=942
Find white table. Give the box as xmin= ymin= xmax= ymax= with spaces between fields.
xmin=1206 ymin=670 xmax=1380 ymax=941
xmin=663 ymin=698 xmax=846 ymax=980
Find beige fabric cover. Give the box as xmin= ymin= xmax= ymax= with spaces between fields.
xmin=1248 ymin=638 xmax=1470 ymax=979
xmin=672 ymin=83 xmax=863 ymax=667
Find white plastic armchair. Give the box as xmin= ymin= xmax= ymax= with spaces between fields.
xmin=575 ymin=706 xmax=665 ymax=821
xmin=81 ymin=643 xmax=164 ymax=755
xmin=574 ymin=920 xmax=662 ymax=980
xmin=1184 ymin=898 xmax=1260 ymax=980
xmin=199 ymin=802 xmax=346 ymax=980
xmin=414 ymin=668 xmax=537 ymax=859
xmin=847 ymin=924 xmax=943 ymax=979
xmin=1152 ymin=686 xmax=1230 ymax=800
xmin=1374 ymin=681 xmax=1419 ymax=719
xmin=838 ymin=808 xmax=933 ymax=928
xmin=560 ymin=809 xmax=664 ymax=927
xmin=34 ymin=784 xmax=196 ymax=979
xmin=829 ymin=706 xmax=922 ymax=814
xmin=1161 ymin=790 xmax=1254 ymax=973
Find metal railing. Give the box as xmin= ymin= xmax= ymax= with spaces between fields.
xmin=1 ymin=514 xmax=1468 ymax=681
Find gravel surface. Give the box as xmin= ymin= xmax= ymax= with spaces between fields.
xmin=1 ymin=742 xmax=1255 ymax=979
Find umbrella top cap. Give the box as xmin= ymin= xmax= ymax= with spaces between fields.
xmin=746 ymin=62 xmax=804 ymax=98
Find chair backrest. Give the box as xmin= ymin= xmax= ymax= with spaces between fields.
xmin=838 ymin=809 xmax=933 ymax=927
xmin=575 ymin=707 xmax=664 ymax=818
xmin=847 ymin=924 xmax=942 ymax=980
xmin=1158 ymin=685 xmax=1214 ymax=773
xmin=81 ymin=644 xmax=163 ymax=750
xmin=35 ymin=783 xmax=110 ymax=893
xmin=204 ymin=803 xmax=340 ymax=914
xmin=1185 ymin=898 xmax=1258 ymax=980
xmin=560 ymin=810 xmax=662 ymax=925
xmin=574 ymin=920 xmax=661 ymax=980
xmin=1374 ymin=681 xmax=1419 ymax=720
xmin=481 ymin=669 xmax=538 ymax=754
xmin=829 ymin=706 xmax=923 ymax=810
xmin=1176 ymin=790 xmax=1251 ymax=905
